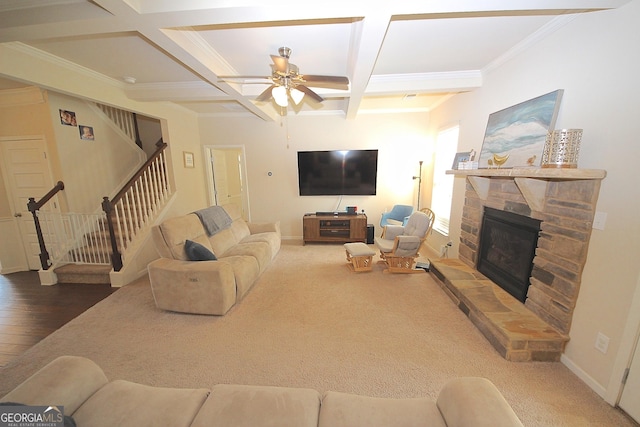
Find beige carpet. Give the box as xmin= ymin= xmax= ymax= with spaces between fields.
xmin=0 ymin=242 xmax=634 ymax=426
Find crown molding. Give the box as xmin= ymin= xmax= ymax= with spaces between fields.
xmin=6 ymin=42 xmax=124 ymax=89
xmin=483 ymin=15 xmax=578 ymax=74
xmin=367 ymin=71 xmax=482 ymax=94
xmin=0 ymin=86 xmax=46 ymax=107
xmin=125 ymin=81 xmax=228 ymax=101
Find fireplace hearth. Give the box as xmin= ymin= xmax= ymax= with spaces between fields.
xmin=477 ymin=207 xmax=541 ymax=303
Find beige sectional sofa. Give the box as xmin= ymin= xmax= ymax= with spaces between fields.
xmin=148 ymin=204 xmax=280 ymax=315
xmin=1 ymin=356 xmax=524 ymax=427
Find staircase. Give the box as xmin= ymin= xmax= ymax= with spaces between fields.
xmin=36 ymin=143 xmax=172 ymax=286
xmin=51 ymin=214 xmax=130 ymax=284
xmin=28 ymin=103 xmax=171 ymax=287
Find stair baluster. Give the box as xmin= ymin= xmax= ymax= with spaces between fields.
xmin=102 ymin=143 xmax=170 ymax=271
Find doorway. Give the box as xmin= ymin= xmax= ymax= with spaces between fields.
xmin=619 ymin=325 xmax=640 ymax=423
xmin=616 ymin=273 xmax=640 ymax=423
xmin=203 ymin=146 xmax=249 ymax=220
xmin=0 ymin=136 xmax=58 ymax=271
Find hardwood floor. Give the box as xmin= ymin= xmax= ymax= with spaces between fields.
xmin=0 ymin=271 xmax=117 ymax=368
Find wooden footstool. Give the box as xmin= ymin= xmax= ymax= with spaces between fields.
xmin=344 ymin=242 xmax=376 ymax=272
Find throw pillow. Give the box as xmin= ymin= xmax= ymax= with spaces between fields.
xmin=184 ymin=239 xmax=217 ymax=261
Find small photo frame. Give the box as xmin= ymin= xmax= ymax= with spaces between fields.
xmin=79 ymin=125 xmax=94 ymax=141
xmin=183 ymin=151 xmax=195 ymax=168
xmin=59 ymin=109 xmax=77 ymax=126
xmin=452 ymin=151 xmax=471 ymax=170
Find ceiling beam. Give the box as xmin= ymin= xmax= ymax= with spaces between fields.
xmin=345 ymin=14 xmax=391 ymax=119
xmin=148 ymin=27 xmax=277 ymax=121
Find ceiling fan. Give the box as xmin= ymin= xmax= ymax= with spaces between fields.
xmin=218 ymin=47 xmax=349 ymax=107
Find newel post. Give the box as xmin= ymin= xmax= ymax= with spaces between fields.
xmin=102 ymin=197 xmax=123 ymax=271
xmin=27 ymin=197 xmax=51 ymax=270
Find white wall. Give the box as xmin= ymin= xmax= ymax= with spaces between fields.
xmin=428 ymin=1 xmax=640 ymax=402
xmin=198 ymin=113 xmax=432 ymax=239
xmin=47 ymin=92 xmax=144 ymax=213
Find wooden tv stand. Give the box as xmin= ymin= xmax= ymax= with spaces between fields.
xmin=303 ymin=213 xmax=367 ymax=244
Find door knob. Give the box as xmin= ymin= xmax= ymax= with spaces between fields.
xmin=14 ymin=212 xmax=22 ymax=217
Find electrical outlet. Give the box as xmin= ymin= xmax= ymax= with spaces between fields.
xmin=593 ymin=211 xmax=607 ymax=230
xmin=595 ymin=332 xmax=609 ymax=354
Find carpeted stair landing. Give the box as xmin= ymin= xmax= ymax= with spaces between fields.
xmin=54 ymin=263 xmax=111 ymax=285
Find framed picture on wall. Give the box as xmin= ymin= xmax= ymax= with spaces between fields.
xmin=451 ymin=151 xmax=471 ymax=170
xmin=478 ymin=89 xmax=563 ymax=168
xmin=183 ymin=151 xmax=195 ymax=168
xmin=59 ymin=109 xmax=77 ymax=126
xmin=79 ymin=125 xmax=94 ymax=140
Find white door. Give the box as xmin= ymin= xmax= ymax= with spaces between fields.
xmin=619 ymin=331 xmax=640 ymax=422
xmin=205 ymin=146 xmax=249 ymax=220
xmin=0 ymin=137 xmax=57 ymax=270
xmin=210 ymin=149 xmax=229 ymax=206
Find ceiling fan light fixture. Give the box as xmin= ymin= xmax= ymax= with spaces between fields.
xmin=272 ymin=86 xmax=288 ymax=107
xmin=290 ymin=87 xmax=305 ymax=105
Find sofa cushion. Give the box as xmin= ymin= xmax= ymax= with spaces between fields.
xmin=191 ymin=384 xmax=321 ymax=427
xmin=185 ymin=240 xmax=217 ymax=261
xmin=223 ymin=241 xmax=272 ymax=272
xmin=72 ymin=380 xmax=209 ymax=427
xmin=318 ymin=391 xmax=446 ymax=427
xmin=0 ymin=356 xmax=108 ymax=415
xmin=230 ymin=218 xmax=251 ymax=242
xmin=219 ymin=255 xmax=261 ymax=299
xmin=241 ymin=231 xmax=281 ymax=260
xmin=152 ymin=214 xmax=211 ymax=261
xmin=209 ymin=227 xmax=239 ymax=258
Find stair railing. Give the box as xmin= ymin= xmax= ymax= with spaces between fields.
xmin=102 ymin=143 xmax=170 ymax=271
xmin=27 ymin=181 xmax=65 ymax=270
xmin=37 ymin=210 xmax=112 ymax=266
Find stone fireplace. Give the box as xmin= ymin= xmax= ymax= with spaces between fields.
xmin=457 ymin=168 xmax=606 ymax=335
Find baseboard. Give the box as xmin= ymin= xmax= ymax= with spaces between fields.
xmin=561 ymin=354 xmax=608 ymax=400
xmin=0 ymin=266 xmax=26 ymax=274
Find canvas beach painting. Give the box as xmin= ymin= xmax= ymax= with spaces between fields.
xmin=479 ymin=90 xmax=563 ymax=168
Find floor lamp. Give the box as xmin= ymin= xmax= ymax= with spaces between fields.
xmin=412 ymin=160 xmax=423 ymax=211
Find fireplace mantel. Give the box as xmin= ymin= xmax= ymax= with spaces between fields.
xmin=447 ymin=168 xmax=607 ymax=211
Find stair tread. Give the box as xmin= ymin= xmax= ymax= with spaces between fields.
xmin=54 ymin=264 xmax=112 ymax=275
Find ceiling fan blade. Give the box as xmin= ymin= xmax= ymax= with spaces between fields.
xmin=300 ymin=75 xmax=349 ymax=90
xmin=256 ymin=85 xmax=276 ymax=102
xmin=270 ymin=55 xmax=289 ymax=73
xmin=296 ymin=85 xmax=324 ymax=103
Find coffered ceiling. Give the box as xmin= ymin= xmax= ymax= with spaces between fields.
xmin=0 ymin=0 xmax=629 ymax=120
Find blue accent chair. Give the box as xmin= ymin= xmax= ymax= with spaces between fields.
xmin=380 ymin=204 xmax=414 ymax=228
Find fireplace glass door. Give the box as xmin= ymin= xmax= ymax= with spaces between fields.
xmin=477 ymin=207 xmax=541 ymax=302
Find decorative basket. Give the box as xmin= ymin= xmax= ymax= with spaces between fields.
xmin=541 ymin=129 xmax=583 ymax=168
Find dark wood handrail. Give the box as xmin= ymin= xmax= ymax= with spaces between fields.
xmin=27 ymin=181 xmax=65 ymax=270
xmin=102 ymin=143 xmax=168 ymax=271
xmin=27 ymin=181 xmax=64 ymax=212
xmin=108 ymin=143 xmax=167 ymax=206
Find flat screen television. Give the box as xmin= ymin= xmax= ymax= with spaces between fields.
xmin=297 ymin=149 xmax=378 ymax=196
